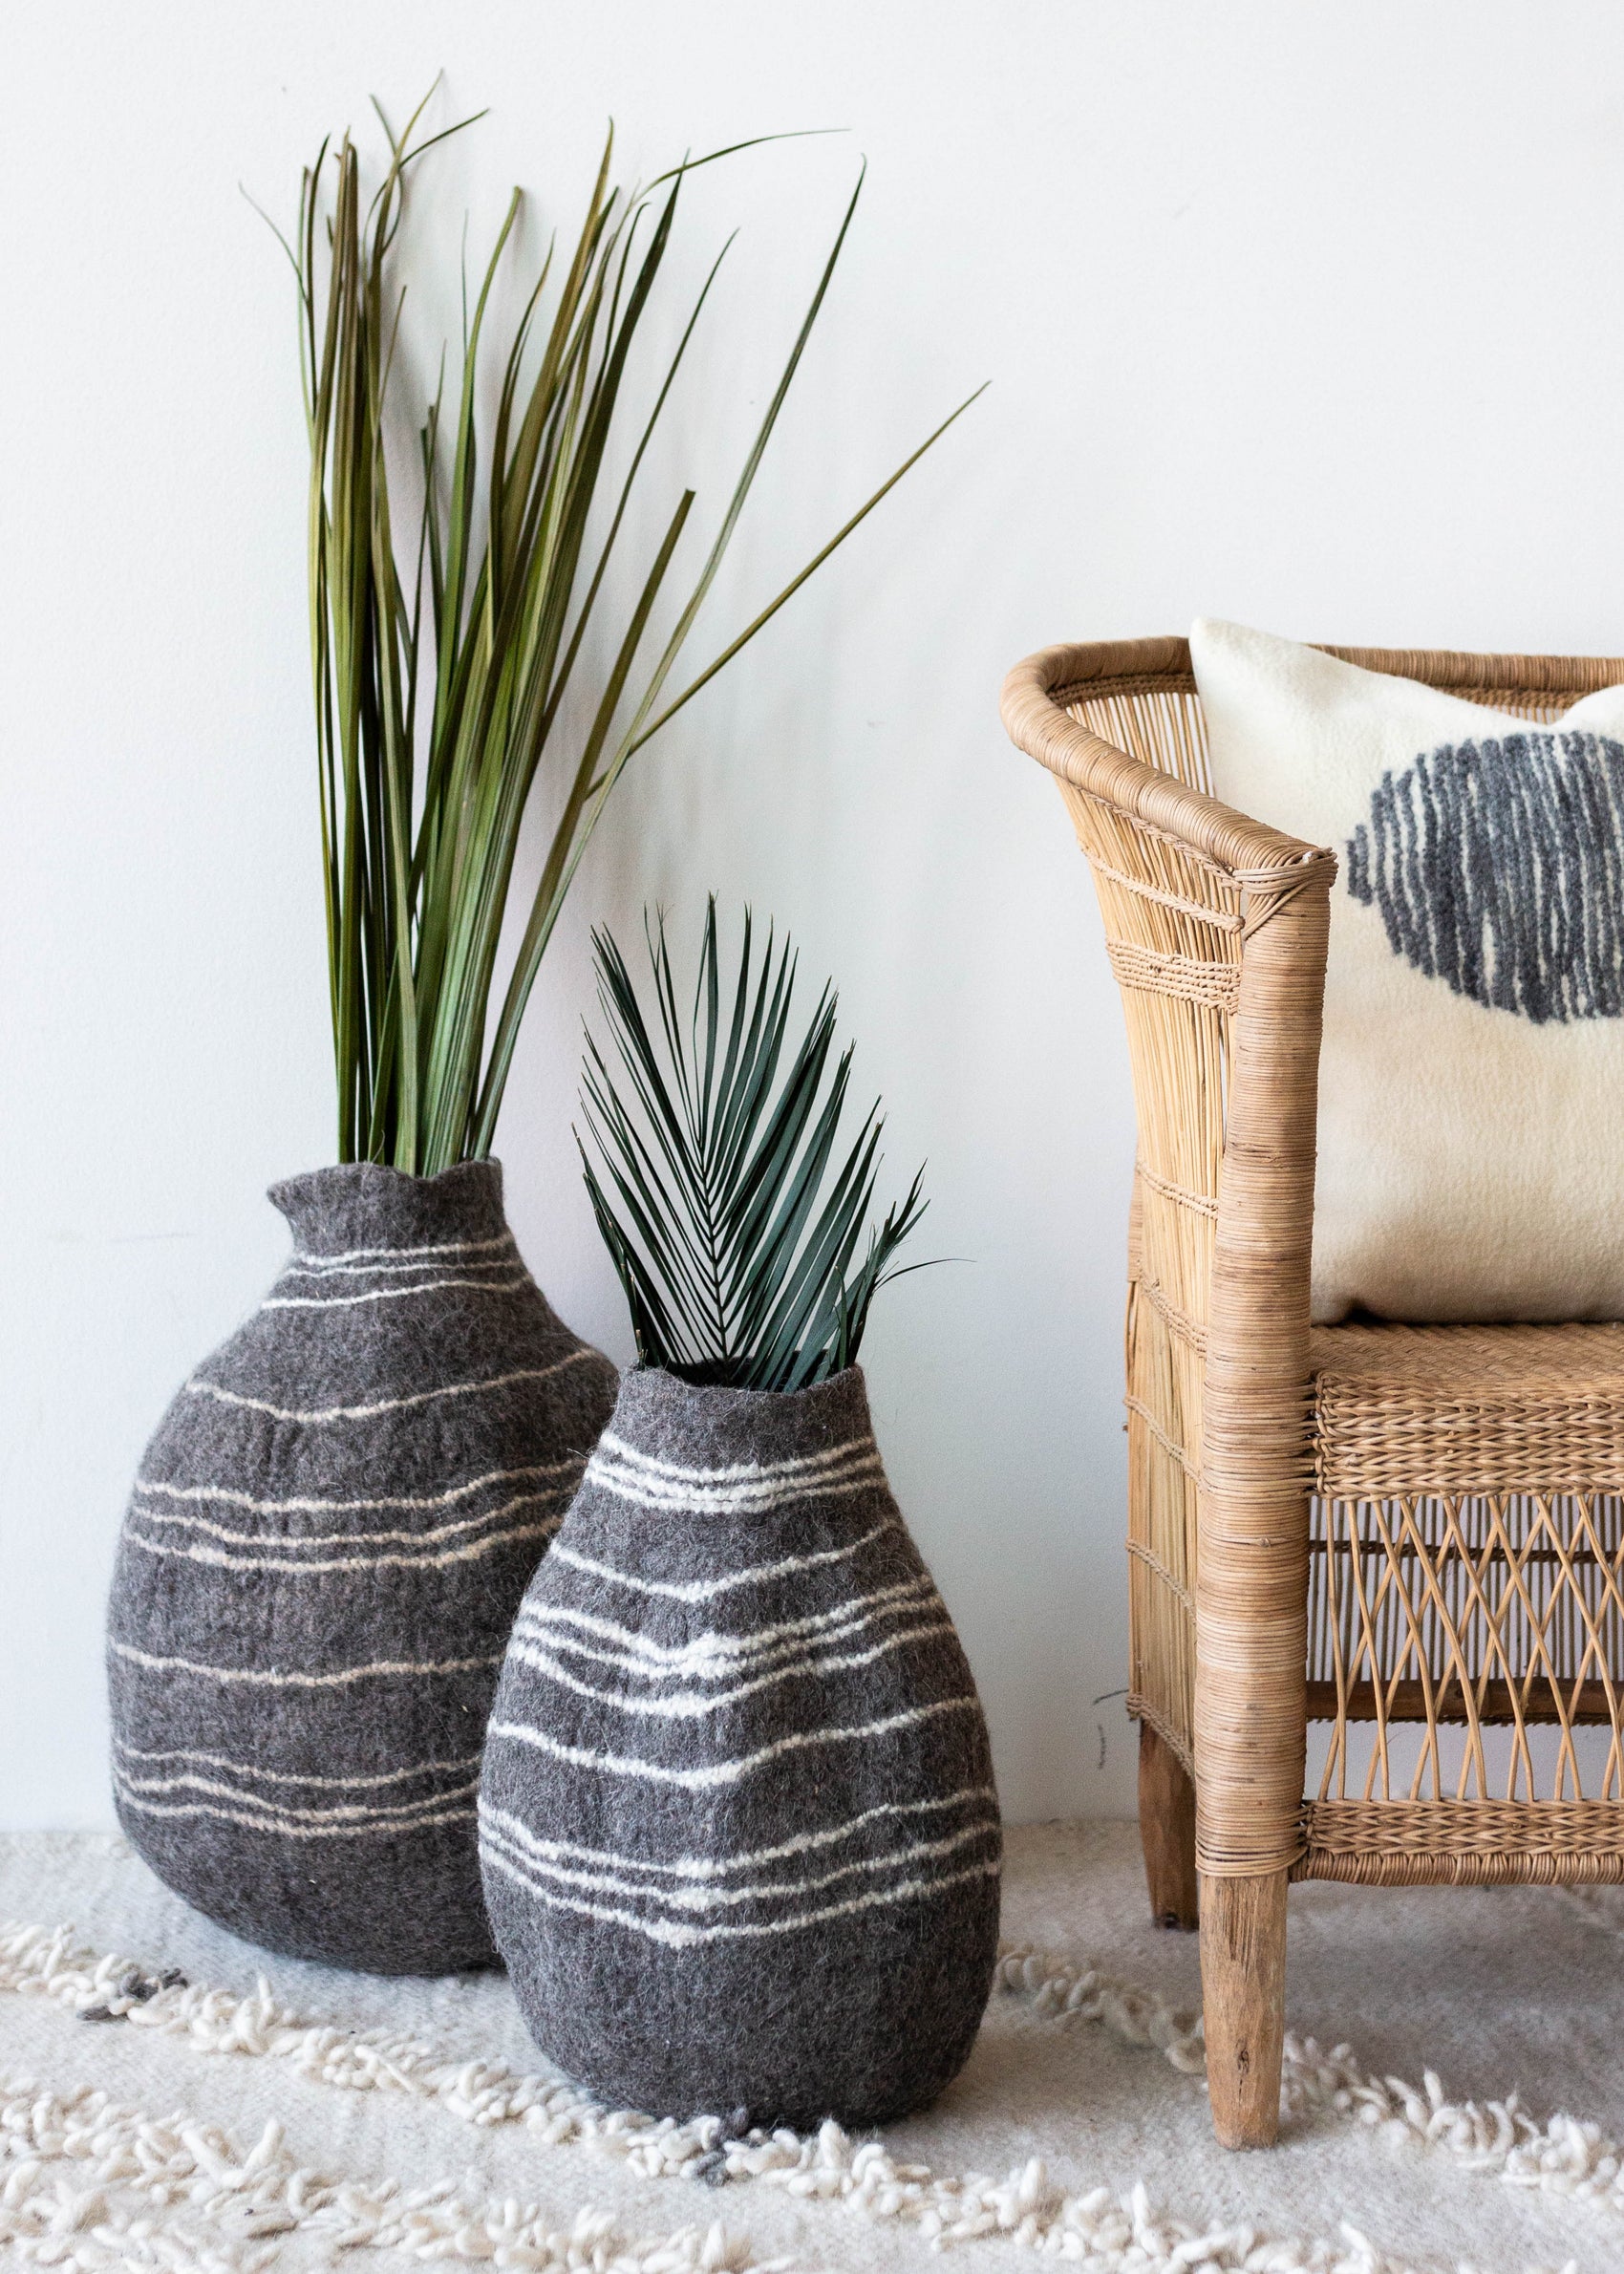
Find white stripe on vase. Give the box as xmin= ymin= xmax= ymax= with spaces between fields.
xmin=584 ymin=1444 xmax=885 ymax=1515
xmin=484 ymin=1693 xmax=980 ymax=1788
xmin=478 ymin=1803 xmax=998 ymax=1914
xmin=588 ymin=1443 xmax=877 ymax=1481
xmin=115 ymin=1787 xmax=476 ymax=1839
xmin=278 ymin=1259 xmax=522 ymax=1281
xmin=479 ymin=1840 xmax=1000 ymax=1950
xmin=466 ymin=1784 xmax=999 ymax=1882
xmin=510 ymin=1574 xmax=941 ymax=1679
xmin=283 ymin=1247 xmax=518 ymax=1279
xmin=118 ymin=1769 xmax=481 ymax=1823
xmin=584 ymin=1467 xmax=885 ymax=1517
xmin=133 ymin=1464 xmax=577 ymax=1536
xmin=112 ymin=1739 xmax=481 ymax=1789
xmin=290 ymin=1235 xmax=518 ymax=1265
xmin=264 ymin=1272 xmax=532 ymax=1310
xmin=504 ymin=1618 xmax=957 ymax=1719
xmin=111 ymin=1641 xmax=503 ymax=1686
xmin=123 ymin=1511 xmax=566 ymax=1576
xmin=545 ymin=1519 xmax=894 ymax=1605
xmin=130 ymin=1459 xmax=583 ymax=1519
xmin=184 ymin=1349 xmax=595 ymax=1424
xmin=593 ymin=1430 xmax=878 ymax=1487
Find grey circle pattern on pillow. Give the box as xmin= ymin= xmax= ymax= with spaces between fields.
xmin=1344 ymin=730 xmax=1624 ymax=1023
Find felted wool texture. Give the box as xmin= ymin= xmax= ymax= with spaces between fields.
xmin=1192 ymin=617 xmax=1624 ymax=1323
xmin=479 ymin=1363 xmax=1002 ymax=2131
xmin=106 ymin=1160 xmax=618 ymax=1978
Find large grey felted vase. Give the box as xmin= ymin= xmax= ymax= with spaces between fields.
xmin=479 ymin=1363 xmax=1001 ymax=2126
xmin=107 ymin=1160 xmax=617 ymax=1975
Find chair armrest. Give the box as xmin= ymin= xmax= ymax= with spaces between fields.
xmin=1001 ymin=637 xmax=1318 ymax=874
xmin=999 ymin=637 xmax=1333 ymax=1311
xmin=1002 ymin=638 xmax=1335 ymax=1878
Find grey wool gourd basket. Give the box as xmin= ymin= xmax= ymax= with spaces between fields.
xmin=106 ymin=1160 xmax=618 ymax=1976
xmin=479 ymin=1362 xmax=1002 ymax=2127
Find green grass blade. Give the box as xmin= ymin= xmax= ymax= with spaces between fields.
xmin=628 ymin=381 xmax=989 ymax=756
xmin=288 ymin=111 xmax=971 ymax=1179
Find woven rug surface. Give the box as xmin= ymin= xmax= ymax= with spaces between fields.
xmin=3 ymin=1821 xmax=1618 ymax=2274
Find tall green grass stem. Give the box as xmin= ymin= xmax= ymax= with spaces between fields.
xmin=279 ymin=98 xmax=980 ymax=1173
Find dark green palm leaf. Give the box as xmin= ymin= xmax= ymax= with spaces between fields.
xmin=579 ymin=903 xmax=930 ymax=1389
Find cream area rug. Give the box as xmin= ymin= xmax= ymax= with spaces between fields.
xmin=2 ymin=1822 xmax=1619 ymax=2274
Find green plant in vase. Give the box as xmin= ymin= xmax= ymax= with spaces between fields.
xmin=579 ymin=897 xmax=929 ymax=1386
xmin=295 ymin=98 xmax=976 ymax=1171
xmin=106 ymin=97 xmax=978 ymax=1976
xmin=481 ymin=903 xmax=999 ymax=2125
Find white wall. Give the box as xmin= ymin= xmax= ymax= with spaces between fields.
xmin=6 ymin=0 xmax=1624 ymax=1829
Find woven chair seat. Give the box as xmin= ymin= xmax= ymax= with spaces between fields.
xmin=1308 ymin=1320 xmax=1624 ymax=1735
xmin=1312 ymin=1320 xmax=1624 ymax=1498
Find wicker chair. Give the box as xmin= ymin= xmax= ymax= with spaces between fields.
xmin=1001 ymin=636 xmax=1624 ymax=2149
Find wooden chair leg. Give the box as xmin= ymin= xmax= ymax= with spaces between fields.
xmin=1200 ymin=1869 xmax=1289 ymax=2148
xmin=1138 ymin=1722 xmax=1198 ymax=1928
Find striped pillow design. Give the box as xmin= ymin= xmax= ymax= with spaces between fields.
xmin=481 ymin=1364 xmax=1001 ymax=2126
xmin=106 ymin=1160 xmax=617 ymax=1976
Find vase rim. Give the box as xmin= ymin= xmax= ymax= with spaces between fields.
xmin=611 ymin=1365 xmax=872 ymax=1448
xmin=602 ymin=1363 xmax=879 ymax=1501
xmin=269 ymin=1158 xmax=502 ymax=1202
xmin=626 ymin=1361 xmax=865 ymax=1406
xmin=267 ymin=1158 xmax=510 ymax=1251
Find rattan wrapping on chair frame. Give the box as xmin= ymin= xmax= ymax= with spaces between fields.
xmin=1000 ymin=636 xmax=1624 ymax=1893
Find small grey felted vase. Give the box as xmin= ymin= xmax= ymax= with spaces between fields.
xmin=107 ymin=1160 xmax=617 ymax=1975
xmin=479 ymin=1363 xmax=1001 ymax=2126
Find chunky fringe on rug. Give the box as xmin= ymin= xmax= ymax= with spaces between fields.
xmin=1 ymin=1915 xmax=1611 ymax=2271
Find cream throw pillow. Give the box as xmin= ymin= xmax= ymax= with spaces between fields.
xmin=1190 ymin=618 xmax=1624 ymax=1323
